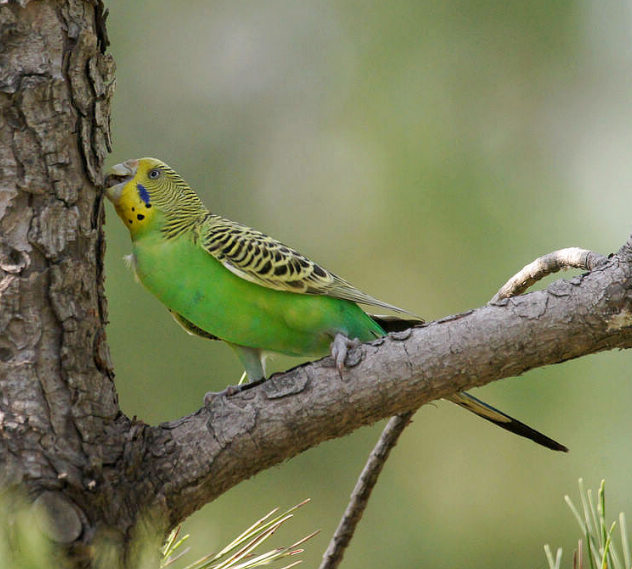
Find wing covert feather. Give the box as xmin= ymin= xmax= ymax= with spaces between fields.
xmin=197 ymin=215 xmax=418 ymax=316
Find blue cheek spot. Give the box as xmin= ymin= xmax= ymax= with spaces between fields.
xmin=137 ymin=183 xmax=151 ymax=205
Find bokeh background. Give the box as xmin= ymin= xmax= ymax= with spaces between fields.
xmin=103 ymin=2 xmax=632 ymax=567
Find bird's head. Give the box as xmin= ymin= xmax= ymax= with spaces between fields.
xmin=105 ymin=157 xmax=205 ymax=238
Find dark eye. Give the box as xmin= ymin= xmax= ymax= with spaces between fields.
xmin=148 ymin=169 xmax=161 ymax=180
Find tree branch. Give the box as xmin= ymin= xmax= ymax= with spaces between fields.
xmin=491 ymin=247 xmax=609 ymax=302
xmin=318 ymin=411 xmax=415 ymax=569
xmin=136 ymin=240 xmax=632 ymax=526
xmin=319 ymin=245 xmax=610 ymax=567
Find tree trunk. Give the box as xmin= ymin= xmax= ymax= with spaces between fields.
xmin=0 ymin=1 xmax=133 ymax=566
xmin=3 ymin=2 xmax=632 ymax=568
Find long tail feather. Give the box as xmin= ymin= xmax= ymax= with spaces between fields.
xmin=371 ymin=314 xmax=567 ymax=452
xmin=447 ymin=392 xmax=568 ymax=452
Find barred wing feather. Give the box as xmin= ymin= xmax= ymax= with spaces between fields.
xmin=198 ymin=215 xmax=418 ymax=316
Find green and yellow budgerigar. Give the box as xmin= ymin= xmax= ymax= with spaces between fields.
xmin=105 ymin=157 xmax=567 ymax=452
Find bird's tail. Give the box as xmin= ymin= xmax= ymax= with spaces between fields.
xmin=370 ymin=314 xmax=422 ymax=333
xmin=370 ymin=314 xmax=567 ymax=452
xmin=446 ymin=392 xmax=568 ymax=452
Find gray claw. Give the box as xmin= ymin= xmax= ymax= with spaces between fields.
xmin=203 ymin=377 xmax=267 ymax=405
xmin=330 ymin=333 xmax=361 ymax=379
xmin=203 ymin=385 xmax=240 ymax=405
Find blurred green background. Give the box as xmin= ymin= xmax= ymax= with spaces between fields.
xmin=103 ymin=1 xmax=632 ymax=567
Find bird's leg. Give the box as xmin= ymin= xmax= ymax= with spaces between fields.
xmin=330 ymin=333 xmax=361 ymax=379
xmin=204 ymin=344 xmax=266 ymax=404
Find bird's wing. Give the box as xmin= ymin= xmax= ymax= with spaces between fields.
xmin=197 ymin=215 xmax=419 ymax=316
xmin=170 ymin=310 xmax=220 ymax=341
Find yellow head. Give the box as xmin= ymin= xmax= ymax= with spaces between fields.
xmin=105 ymin=157 xmax=206 ymax=239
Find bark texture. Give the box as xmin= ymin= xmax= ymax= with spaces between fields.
xmin=0 ymin=0 xmax=129 ymax=565
xmin=2 ymin=2 xmax=632 ymax=568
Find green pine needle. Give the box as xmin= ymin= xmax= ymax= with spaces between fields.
xmin=161 ymin=499 xmax=317 ymax=569
xmin=544 ymin=479 xmax=631 ymax=569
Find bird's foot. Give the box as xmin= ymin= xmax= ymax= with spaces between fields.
xmin=330 ymin=333 xmax=361 ymax=379
xmin=203 ymin=385 xmax=242 ymax=405
xmin=204 ymin=377 xmax=267 ymax=405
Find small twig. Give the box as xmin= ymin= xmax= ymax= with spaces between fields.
xmin=318 ymin=411 xmax=415 ymax=569
xmin=491 ymin=247 xmax=609 ymax=303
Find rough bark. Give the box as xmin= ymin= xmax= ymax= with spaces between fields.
xmin=0 ymin=0 xmax=130 ymax=565
xmin=2 ymin=2 xmax=632 ymax=568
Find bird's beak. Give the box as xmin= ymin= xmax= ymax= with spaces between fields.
xmin=104 ymin=159 xmax=139 ymax=204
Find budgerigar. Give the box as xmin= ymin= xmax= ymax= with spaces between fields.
xmin=105 ymin=157 xmax=567 ymax=452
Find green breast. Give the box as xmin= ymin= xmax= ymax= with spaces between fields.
xmin=131 ymin=231 xmax=384 ymax=356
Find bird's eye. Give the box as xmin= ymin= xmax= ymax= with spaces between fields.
xmin=148 ymin=169 xmax=161 ymax=180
